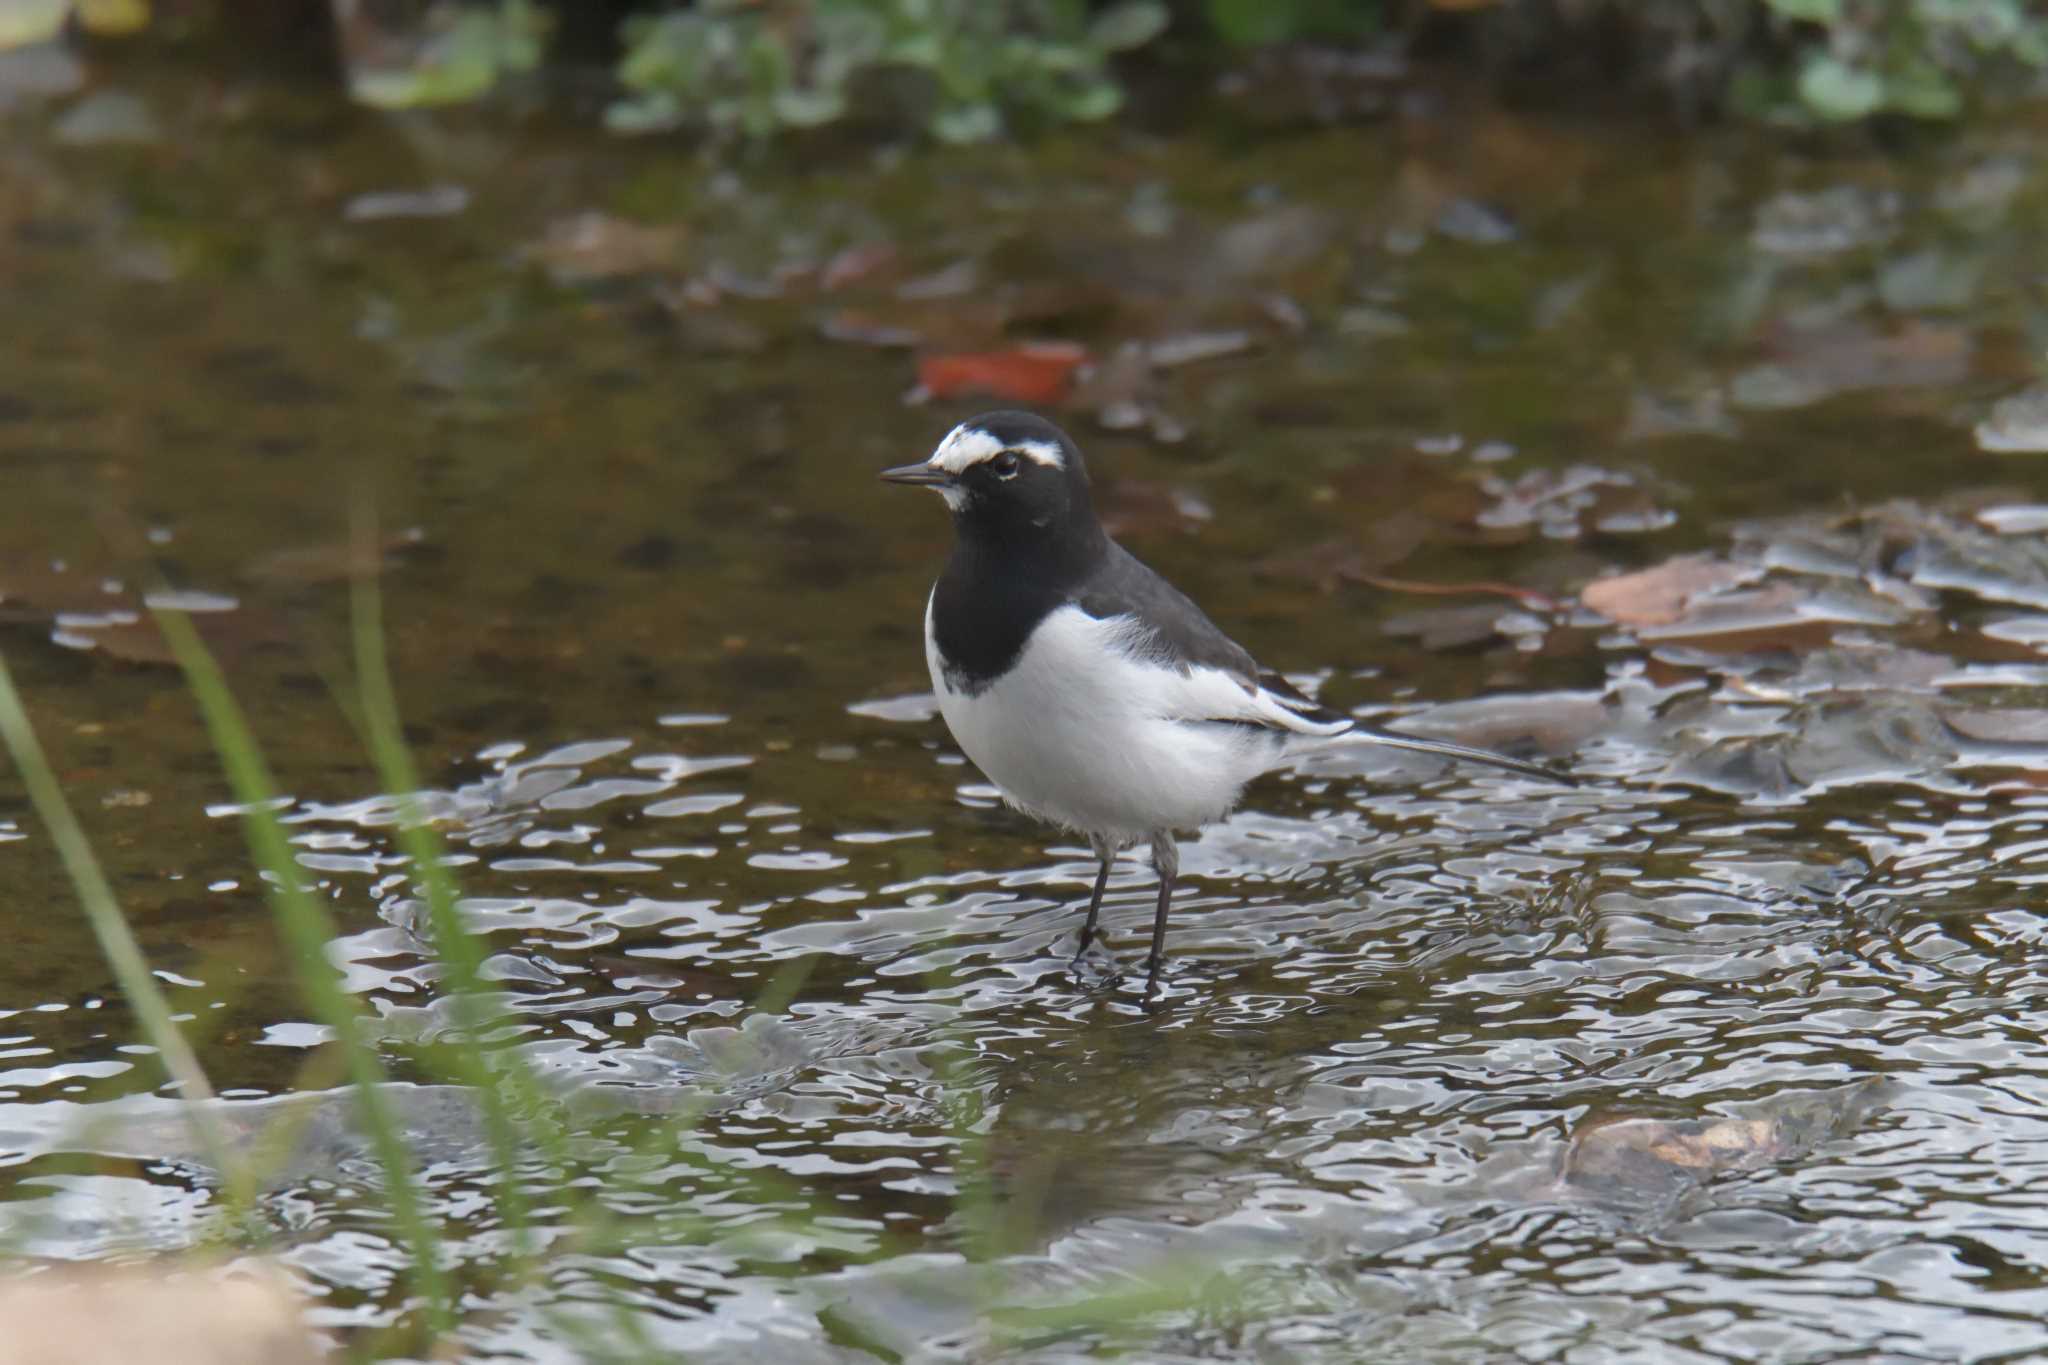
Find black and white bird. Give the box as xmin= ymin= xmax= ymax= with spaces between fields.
xmin=882 ymin=411 xmax=1574 ymax=994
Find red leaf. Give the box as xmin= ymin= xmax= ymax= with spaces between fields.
xmin=914 ymin=344 xmax=1088 ymax=404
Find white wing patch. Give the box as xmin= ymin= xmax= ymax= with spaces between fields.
xmin=1092 ymin=615 xmax=1352 ymax=737
xmin=927 ymin=424 xmax=1066 ymax=474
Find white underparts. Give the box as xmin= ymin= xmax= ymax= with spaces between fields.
xmin=926 ymin=599 xmax=1334 ymax=842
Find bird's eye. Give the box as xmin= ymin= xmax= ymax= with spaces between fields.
xmin=990 ymin=450 xmax=1022 ymax=480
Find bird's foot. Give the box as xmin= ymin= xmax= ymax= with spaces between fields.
xmin=1066 ymin=938 xmax=1119 ymax=987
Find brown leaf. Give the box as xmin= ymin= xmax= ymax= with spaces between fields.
xmin=911 ymin=344 xmax=1088 ymax=405
xmin=0 ymin=1261 xmax=321 ymax=1365
xmin=1581 ymin=554 xmax=1760 ymax=627
xmin=241 ymin=527 xmax=426 ymax=587
xmin=1567 ymin=1115 xmax=1786 ymax=1188
xmin=1733 ymin=320 xmax=1972 ymax=411
xmin=522 ymin=211 xmax=683 ymax=285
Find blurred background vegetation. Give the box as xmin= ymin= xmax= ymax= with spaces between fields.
xmin=6 ymin=0 xmax=2046 ymax=141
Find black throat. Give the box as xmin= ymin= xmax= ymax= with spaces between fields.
xmin=929 ymin=499 xmax=1109 ymax=694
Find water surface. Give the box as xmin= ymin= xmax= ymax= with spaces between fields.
xmin=3 ymin=65 xmax=2048 ymax=1361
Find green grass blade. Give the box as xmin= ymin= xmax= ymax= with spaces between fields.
xmin=0 ymin=653 xmax=248 ymax=1209
xmin=152 ymin=606 xmax=455 ymax=1333
xmin=346 ymin=550 xmax=552 ymax=1245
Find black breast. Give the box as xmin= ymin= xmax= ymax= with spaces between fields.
xmin=928 ymin=540 xmax=1069 ymax=694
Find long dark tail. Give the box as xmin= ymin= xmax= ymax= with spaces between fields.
xmin=1347 ymin=722 xmax=1579 ymax=787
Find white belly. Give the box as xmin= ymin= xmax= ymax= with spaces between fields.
xmin=925 ymin=599 xmax=1280 ymax=841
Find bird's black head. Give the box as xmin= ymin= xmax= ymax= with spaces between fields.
xmin=881 ymin=411 xmax=1103 ymax=557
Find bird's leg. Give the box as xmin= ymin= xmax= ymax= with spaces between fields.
xmin=1073 ymin=836 xmax=1114 ymax=962
xmin=1143 ymin=832 xmax=1178 ymax=996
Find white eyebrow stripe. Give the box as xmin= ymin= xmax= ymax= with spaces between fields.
xmin=927 ymin=425 xmax=1066 ymax=474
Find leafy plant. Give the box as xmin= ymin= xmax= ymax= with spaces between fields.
xmin=1756 ymin=0 xmax=2048 ymax=122
xmin=607 ymin=0 xmax=1170 ymax=142
xmin=345 ymin=0 xmax=550 ymax=109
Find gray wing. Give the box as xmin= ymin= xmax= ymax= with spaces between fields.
xmin=1075 ymin=543 xmax=1578 ymax=785
xmin=1073 ymin=543 xmax=1348 ymax=733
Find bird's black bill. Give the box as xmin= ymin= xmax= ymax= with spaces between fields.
xmin=880 ymin=463 xmax=953 ymax=487
xmin=1353 ymin=723 xmax=1580 ymax=787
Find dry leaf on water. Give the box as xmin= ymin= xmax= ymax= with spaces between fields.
xmin=1582 ymin=554 xmax=1760 ymax=627
xmin=0 ymin=1261 xmax=321 ymax=1365
xmin=241 ymin=527 xmax=426 ymax=587
xmin=522 ymin=211 xmax=683 ymax=285
xmin=910 ymin=343 xmax=1089 ymax=405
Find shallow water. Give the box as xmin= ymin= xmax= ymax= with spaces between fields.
xmin=3 ymin=61 xmax=2048 ymax=1361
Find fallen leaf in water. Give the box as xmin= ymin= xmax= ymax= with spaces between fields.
xmin=1891 ymin=506 xmax=2048 ymax=611
xmin=1148 ymin=330 xmax=1254 ymax=368
xmin=1566 ymin=1115 xmax=1788 ymax=1193
xmin=1731 ymin=319 xmax=1971 ymax=412
xmin=820 ymin=241 xmax=898 ymax=292
xmin=1719 ymin=641 xmax=1955 ymax=702
xmin=1982 ymin=616 xmax=2048 ymax=651
xmin=816 ymin=311 xmax=925 ymax=349
xmin=1582 ymin=555 xmax=1760 ymax=626
xmin=1622 ymin=387 xmax=1741 ymax=442
xmin=894 ymin=259 xmax=978 ymax=301
xmin=1749 ymin=186 xmax=1899 ymax=257
xmin=0 ymin=1261 xmax=322 ymax=1365
xmin=911 ymin=343 xmax=1088 ymax=405
xmin=1975 ymin=386 xmax=2048 ymax=454
xmin=1558 ymin=1083 xmax=1891 ymax=1220
xmin=241 ymin=528 xmax=427 ymax=586
xmin=1642 ymin=582 xmax=1911 ymax=648
xmin=522 ymin=211 xmax=682 ymax=284
xmin=1381 ymin=689 xmax=1608 ymax=756
xmin=343 ymin=184 xmax=469 ymax=222
xmin=1978 ymin=505 xmax=2048 ymax=535
xmin=1942 ymin=708 xmax=2048 ymax=743
xmin=1206 ymin=206 xmax=1339 ymax=284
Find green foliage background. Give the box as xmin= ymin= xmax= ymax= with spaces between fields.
xmin=9 ymin=1 xmax=2048 ymax=142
